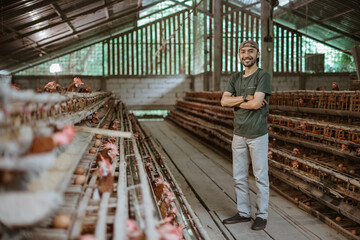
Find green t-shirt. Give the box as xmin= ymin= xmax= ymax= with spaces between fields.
xmin=225 ymin=68 xmax=272 ymax=138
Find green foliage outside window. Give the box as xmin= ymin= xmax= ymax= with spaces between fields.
xmin=16 ymin=43 xmax=104 ymax=76
xmin=302 ymin=37 xmax=355 ymax=72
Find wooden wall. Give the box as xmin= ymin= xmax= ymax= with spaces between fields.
xmin=103 ymin=10 xmax=193 ymax=76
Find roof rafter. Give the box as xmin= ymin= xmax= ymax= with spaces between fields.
xmin=224 ymin=1 xmax=260 ymax=16
xmin=273 ymin=0 xmax=316 ymax=18
xmin=103 ymin=0 xmax=112 ymax=19
xmin=167 ymin=0 xmax=212 ymax=16
xmin=8 ymin=21 xmax=136 ymax=73
xmin=296 ymin=8 xmax=355 ymax=30
xmin=0 ymin=0 xmax=126 ymax=45
xmin=3 ymin=0 xmax=163 ymax=65
xmin=2 ymin=0 xmax=61 ymax=19
xmin=50 ymin=3 xmax=79 ymax=38
xmin=276 ymin=5 xmax=360 ymax=42
xmin=7 ymin=7 xmax=191 ymax=73
xmin=2 ymin=0 xmax=99 ymax=35
xmin=2 ymin=25 xmax=48 ymax=55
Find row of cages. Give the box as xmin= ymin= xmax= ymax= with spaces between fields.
xmin=270 ymin=91 xmax=360 ymax=111
xmin=267 ymin=115 xmax=360 ymax=145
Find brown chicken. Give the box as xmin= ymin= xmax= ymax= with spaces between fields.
xmin=11 ymin=84 xmax=20 ymax=90
xmin=153 ymin=177 xmax=169 ymax=201
xmin=30 ymin=125 xmax=75 ymax=153
xmin=68 ymin=77 xmax=84 ymax=92
xmin=97 ymin=154 xmax=114 ymax=194
xmin=332 ymin=82 xmax=339 ymax=91
xmin=79 ymin=84 xmax=92 ymax=93
xmin=43 ymin=81 xmax=57 ymax=93
xmin=96 ymin=143 xmax=118 ymax=163
xmin=91 ymin=111 xmax=99 ymax=124
xmin=111 ymin=119 xmax=120 ymax=130
xmin=55 ymin=83 xmax=67 ymax=93
xmin=126 ymin=219 xmax=146 ymax=240
xmin=292 ymin=148 xmax=301 ymax=157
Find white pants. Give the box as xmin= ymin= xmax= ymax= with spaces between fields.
xmin=232 ymin=133 xmax=269 ymax=219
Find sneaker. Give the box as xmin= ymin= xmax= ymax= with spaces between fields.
xmin=251 ymin=217 xmax=267 ymax=230
xmin=222 ymin=214 xmax=251 ymax=224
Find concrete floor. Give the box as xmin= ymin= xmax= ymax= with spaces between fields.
xmin=142 ymin=120 xmax=347 ymax=240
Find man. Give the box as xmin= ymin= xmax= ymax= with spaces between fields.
xmin=221 ymin=40 xmax=272 ymax=230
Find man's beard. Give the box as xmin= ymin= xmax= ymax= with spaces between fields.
xmin=241 ymin=57 xmax=257 ymax=67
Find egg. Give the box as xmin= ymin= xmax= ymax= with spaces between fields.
xmin=75 ymin=175 xmax=86 ymax=185
xmin=335 ymin=216 xmax=341 ymax=222
xmin=96 ymin=134 xmax=103 ymax=139
xmin=94 ymin=139 xmax=101 ymax=147
xmin=294 ymin=197 xmax=299 ymax=202
xmin=351 ymin=229 xmax=357 ymax=235
xmin=338 ymin=163 xmax=343 ymax=168
xmin=89 ymin=148 xmax=97 ymax=154
xmin=349 ymin=169 xmax=355 ymax=175
xmin=74 ymin=167 xmax=85 ymax=175
xmin=53 ymin=214 xmax=71 ymax=229
xmin=305 ymin=201 xmax=311 ymax=206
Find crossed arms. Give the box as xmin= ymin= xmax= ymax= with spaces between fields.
xmin=220 ymin=91 xmax=267 ymax=110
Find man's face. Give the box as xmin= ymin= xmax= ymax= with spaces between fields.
xmin=239 ymin=47 xmax=260 ymax=67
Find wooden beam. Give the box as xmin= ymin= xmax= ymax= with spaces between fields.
xmin=188 ymin=11 xmax=191 ymax=74
xmin=273 ymin=0 xmax=316 ymax=18
xmin=261 ymin=0 xmax=274 ymax=77
xmin=167 ymin=18 xmax=172 ymax=75
xmin=212 ymin=0 xmax=222 ymax=91
xmin=2 ymin=0 xmax=60 ymax=19
xmin=203 ymin=0 xmax=208 ymax=90
xmin=50 ymin=3 xmax=78 ymax=36
xmin=2 ymin=25 xmax=47 ymax=55
xmin=121 ymin=36 xmax=125 ymax=75
xmin=276 ymin=5 xmax=360 ymax=42
xmin=224 ymin=6 xmax=228 ymax=73
xmin=0 ymin=0 xmax=99 ymax=40
xmin=74 ymin=126 xmax=132 ymax=138
xmin=177 ymin=14 xmax=181 ymax=74
xmin=117 ymin=37 xmax=120 ymax=76
xmin=224 ymin=1 xmax=260 ymax=16
xmin=297 ymin=8 xmax=355 ymax=30
xmin=167 ymin=0 xmax=212 ymax=16
xmin=0 ymin=0 xmax=159 ymax=46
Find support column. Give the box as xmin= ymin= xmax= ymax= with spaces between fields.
xmin=212 ymin=0 xmax=222 ymax=91
xmin=261 ymin=0 xmax=274 ymax=80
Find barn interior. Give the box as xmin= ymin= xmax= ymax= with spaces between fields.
xmin=1 ymin=0 xmax=360 ymax=239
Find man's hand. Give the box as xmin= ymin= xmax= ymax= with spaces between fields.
xmin=260 ymin=99 xmax=268 ymax=108
xmin=239 ymin=92 xmax=267 ymax=110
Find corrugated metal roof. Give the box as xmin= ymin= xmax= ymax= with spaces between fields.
xmin=1 ymin=0 xmax=359 ymax=74
xmin=0 ymin=0 xmax=144 ymax=73
xmin=231 ymin=0 xmax=360 ymax=52
xmin=274 ymin=0 xmax=360 ymax=51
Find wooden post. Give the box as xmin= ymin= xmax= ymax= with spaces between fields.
xmin=351 ymin=45 xmax=360 ymax=90
xmin=203 ymin=0 xmax=208 ymax=90
xmin=192 ymin=8 xmax=198 ymax=74
xmin=212 ymin=0 xmax=222 ymax=91
xmin=351 ymin=45 xmax=360 ymax=80
xmin=261 ymin=0 xmax=274 ymax=79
